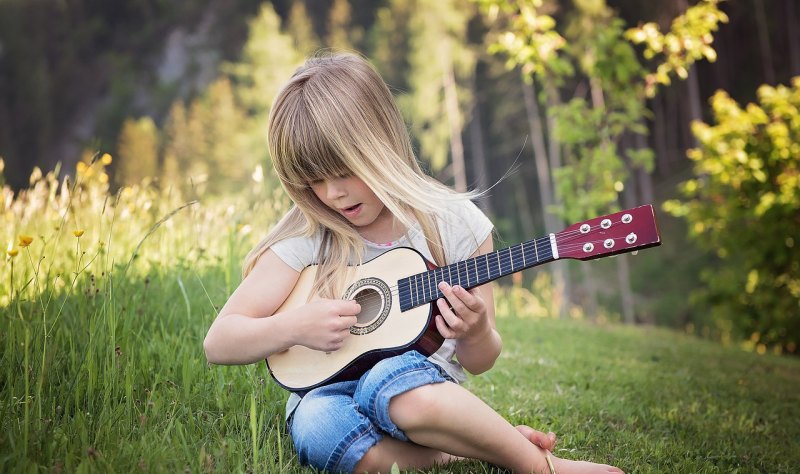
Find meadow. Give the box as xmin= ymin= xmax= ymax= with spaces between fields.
xmin=1 ymin=159 xmax=798 ymax=473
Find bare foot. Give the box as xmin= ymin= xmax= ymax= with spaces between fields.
xmin=516 ymin=425 xmax=557 ymax=451
xmin=516 ymin=425 xmax=623 ymax=474
xmin=550 ymin=457 xmax=624 ymax=474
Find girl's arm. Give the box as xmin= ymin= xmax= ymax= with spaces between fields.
xmin=435 ymin=235 xmax=502 ymax=375
xmin=203 ymin=249 xmax=360 ymax=365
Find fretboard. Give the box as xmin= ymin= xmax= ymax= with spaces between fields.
xmin=397 ymin=235 xmax=557 ymax=312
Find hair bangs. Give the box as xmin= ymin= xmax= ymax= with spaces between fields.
xmin=273 ymin=100 xmax=352 ymax=189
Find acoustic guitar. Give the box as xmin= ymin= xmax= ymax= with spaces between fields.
xmin=266 ymin=204 xmax=661 ymax=391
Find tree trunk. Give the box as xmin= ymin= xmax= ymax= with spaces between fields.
xmin=543 ymin=81 xmax=569 ymax=318
xmin=513 ymin=173 xmax=536 ymax=239
xmin=521 ymin=79 xmax=555 ymax=231
xmin=787 ymin=0 xmax=800 ymax=77
xmin=617 ymin=254 xmax=636 ymax=324
xmin=468 ymin=68 xmax=494 ymax=216
xmin=636 ymin=131 xmax=655 ymax=205
xmin=665 ymin=86 xmax=681 ymax=168
xmin=685 ymin=69 xmax=702 ymax=148
xmin=753 ymin=0 xmax=776 ymax=85
xmin=652 ymin=95 xmax=670 ymax=175
xmin=675 ymin=0 xmax=702 ymax=149
xmin=442 ymin=48 xmax=467 ymax=192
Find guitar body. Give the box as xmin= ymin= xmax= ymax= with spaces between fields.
xmin=266 ymin=246 xmax=444 ymax=392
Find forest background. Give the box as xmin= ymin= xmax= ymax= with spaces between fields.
xmin=1 ymin=0 xmax=798 ymax=352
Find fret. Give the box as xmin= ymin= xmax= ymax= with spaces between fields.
xmin=484 ymin=254 xmax=490 ymax=280
xmin=496 ymin=251 xmax=501 ymax=276
xmin=509 ymin=247 xmax=514 ymax=272
xmin=447 ymin=265 xmax=453 ymax=286
xmin=473 ymin=258 xmax=479 ymax=284
xmin=521 ymin=242 xmax=527 ymax=267
xmin=425 ymin=271 xmax=431 ymax=302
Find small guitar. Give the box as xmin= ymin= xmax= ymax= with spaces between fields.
xmin=266 ymin=204 xmax=661 ymax=391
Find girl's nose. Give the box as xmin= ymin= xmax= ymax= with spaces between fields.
xmin=326 ymin=179 xmax=347 ymax=200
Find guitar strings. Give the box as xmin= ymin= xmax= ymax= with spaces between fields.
xmin=349 ymin=217 xmax=640 ymax=306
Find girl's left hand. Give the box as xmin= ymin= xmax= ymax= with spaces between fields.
xmin=435 ymin=281 xmax=490 ymax=342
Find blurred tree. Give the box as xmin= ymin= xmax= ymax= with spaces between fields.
xmin=115 ymin=117 xmax=159 ymax=187
xmin=369 ymin=0 xmax=414 ymax=90
xmin=400 ymin=0 xmax=476 ymax=190
xmin=287 ymin=0 xmax=320 ymax=55
xmin=664 ymin=80 xmax=800 ymax=353
xmin=226 ymin=2 xmax=304 ymax=190
xmin=327 ymin=0 xmax=363 ymax=51
xmin=161 ymin=102 xmax=192 ymax=191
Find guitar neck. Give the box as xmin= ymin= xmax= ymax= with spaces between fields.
xmin=397 ymin=234 xmax=557 ymax=312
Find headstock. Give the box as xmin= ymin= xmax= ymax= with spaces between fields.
xmin=555 ymin=205 xmax=661 ymax=260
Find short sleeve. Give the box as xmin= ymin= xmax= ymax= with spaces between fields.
xmin=269 ymin=232 xmax=323 ymax=272
xmin=438 ymin=199 xmax=494 ymax=264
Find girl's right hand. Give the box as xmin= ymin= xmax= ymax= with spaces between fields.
xmin=292 ymin=299 xmax=361 ymax=352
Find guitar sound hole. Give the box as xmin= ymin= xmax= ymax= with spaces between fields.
xmin=354 ymin=288 xmax=383 ymax=326
xmin=345 ymin=278 xmax=392 ymax=336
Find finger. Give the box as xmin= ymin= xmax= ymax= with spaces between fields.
xmin=340 ymin=300 xmax=362 ymax=315
xmin=456 ymin=286 xmax=485 ymax=312
xmin=436 ymin=298 xmax=463 ymax=331
xmin=438 ymin=282 xmax=468 ymax=315
xmin=339 ymin=315 xmax=358 ymax=328
xmin=435 ymin=314 xmax=455 ymax=339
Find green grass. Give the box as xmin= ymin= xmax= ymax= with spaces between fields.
xmin=2 ymin=276 xmax=798 ymax=473
xmin=1 ymin=166 xmax=798 ymax=473
xmin=470 ymin=317 xmax=800 ymax=473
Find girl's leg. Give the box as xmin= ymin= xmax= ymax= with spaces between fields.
xmin=387 ymin=382 xmax=623 ymax=474
xmin=354 ymin=425 xmax=556 ymax=472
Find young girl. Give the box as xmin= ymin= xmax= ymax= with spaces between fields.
xmin=204 ymin=52 xmax=623 ymax=474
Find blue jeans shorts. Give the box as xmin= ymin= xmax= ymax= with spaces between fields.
xmin=286 ymin=351 xmax=453 ymax=473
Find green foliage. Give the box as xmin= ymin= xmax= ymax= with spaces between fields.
xmin=396 ymin=0 xmax=476 ymax=173
xmin=476 ymin=0 xmax=572 ymax=80
xmin=547 ymin=99 xmax=621 ymax=222
xmin=664 ymin=79 xmax=800 ymax=353
xmin=478 ymin=0 xmax=654 ymax=221
xmin=625 ymin=0 xmax=728 ymax=97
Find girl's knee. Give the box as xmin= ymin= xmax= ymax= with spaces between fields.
xmin=387 ymin=383 xmax=441 ymax=429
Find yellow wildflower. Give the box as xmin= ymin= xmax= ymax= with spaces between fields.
xmin=73 ymin=230 xmax=85 ymax=238
xmin=7 ymin=248 xmax=18 ymax=258
xmin=18 ymin=235 xmax=33 ymax=247
xmin=101 ymin=153 xmax=113 ymax=165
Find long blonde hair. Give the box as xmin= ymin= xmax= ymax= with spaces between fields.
xmin=245 ymin=52 xmax=478 ymax=298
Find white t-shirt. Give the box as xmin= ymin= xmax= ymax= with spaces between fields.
xmin=270 ymin=198 xmax=493 ymax=413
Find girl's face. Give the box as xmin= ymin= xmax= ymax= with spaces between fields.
xmin=309 ymin=175 xmax=392 ymax=232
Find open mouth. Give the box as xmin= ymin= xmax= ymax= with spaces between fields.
xmin=341 ymin=204 xmax=362 ymax=217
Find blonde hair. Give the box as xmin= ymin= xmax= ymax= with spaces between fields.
xmin=245 ymin=52 xmax=478 ymax=298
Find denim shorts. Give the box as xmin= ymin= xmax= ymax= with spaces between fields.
xmin=287 ymin=351 xmax=452 ymax=473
